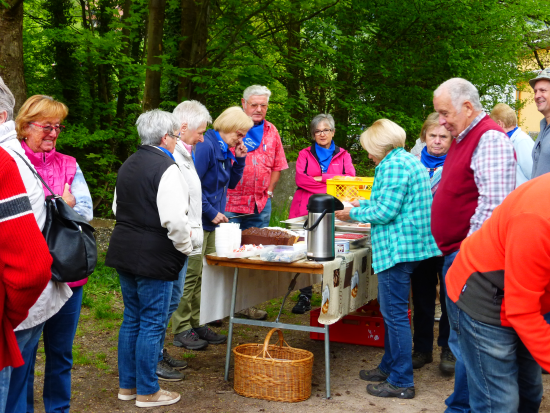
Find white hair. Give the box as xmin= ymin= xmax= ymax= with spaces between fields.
xmin=135 ymin=109 xmax=179 ymax=146
xmin=434 ymin=78 xmax=483 ymax=112
xmin=310 ymin=114 xmax=335 ymax=138
xmin=173 ymin=100 xmax=212 ymax=131
xmin=0 ymin=76 xmax=15 ymax=121
xmin=243 ymin=85 xmax=271 ymax=102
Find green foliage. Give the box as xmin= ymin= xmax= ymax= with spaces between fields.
xmin=19 ymin=0 xmax=550 ymax=214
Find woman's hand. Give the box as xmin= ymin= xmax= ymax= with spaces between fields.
xmin=235 ymin=141 xmax=248 ymax=157
xmin=351 ymin=200 xmax=361 ymax=207
xmin=313 ymin=176 xmax=322 ymax=182
xmin=335 ymin=207 xmax=353 ymax=221
xmin=212 ymin=212 xmax=229 ymax=224
xmin=62 ymin=183 xmax=76 ymax=208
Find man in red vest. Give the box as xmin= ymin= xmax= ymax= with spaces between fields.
xmin=431 ymin=78 xmax=516 ymax=413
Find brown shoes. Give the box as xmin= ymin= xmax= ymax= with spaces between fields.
xmin=118 ymin=388 xmax=137 ymax=401
xmin=135 ymin=389 xmax=181 ymax=408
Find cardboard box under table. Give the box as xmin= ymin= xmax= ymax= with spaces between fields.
xmin=203 ymin=247 xmax=375 ymax=399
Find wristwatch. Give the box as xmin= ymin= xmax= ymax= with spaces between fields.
xmin=267 ymin=191 xmax=274 ymax=198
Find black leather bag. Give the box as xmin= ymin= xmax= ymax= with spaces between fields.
xmin=13 ymin=151 xmax=97 ymax=282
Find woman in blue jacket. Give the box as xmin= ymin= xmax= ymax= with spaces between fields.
xmin=172 ymin=106 xmax=253 ymax=350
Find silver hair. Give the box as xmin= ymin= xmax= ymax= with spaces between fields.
xmin=135 ymin=109 xmax=179 ymax=146
xmin=434 ymin=78 xmax=483 ymax=112
xmin=243 ymin=85 xmax=271 ymax=102
xmin=0 ymin=76 xmax=15 ymax=121
xmin=173 ymin=100 xmax=212 ymax=131
xmin=310 ymin=113 xmax=335 ymax=138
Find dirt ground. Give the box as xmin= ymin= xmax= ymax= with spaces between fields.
xmin=31 ymin=296 xmax=550 ymax=413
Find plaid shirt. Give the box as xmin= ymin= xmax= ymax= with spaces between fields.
xmin=350 ymin=148 xmax=440 ymax=273
xmin=226 ymin=120 xmax=288 ymax=214
xmin=456 ymin=113 xmax=516 ymax=236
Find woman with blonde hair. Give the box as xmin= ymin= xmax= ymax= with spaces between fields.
xmin=6 ymin=95 xmax=93 ymax=413
xmin=172 ymin=106 xmax=252 ymax=349
xmin=336 ymin=119 xmax=440 ymax=400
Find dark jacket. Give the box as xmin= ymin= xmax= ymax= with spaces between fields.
xmin=195 ymin=129 xmax=246 ymax=231
xmin=105 ymin=146 xmax=188 ymax=281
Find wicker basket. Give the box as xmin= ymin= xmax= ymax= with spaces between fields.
xmin=233 ymin=328 xmax=313 ymax=402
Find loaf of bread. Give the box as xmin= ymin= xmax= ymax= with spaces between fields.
xmin=241 ymin=227 xmax=299 ymax=246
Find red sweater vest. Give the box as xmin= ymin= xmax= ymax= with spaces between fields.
xmin=431 ymin=115 xmax=504 ymax=255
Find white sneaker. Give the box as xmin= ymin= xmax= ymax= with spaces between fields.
xmin=118 ymin=388 xmax=137 ymax=400
xmin=136 ymin=389 xmax=181 ymax=408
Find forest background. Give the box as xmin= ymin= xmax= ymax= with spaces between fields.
xmin=1 ymin=0 xmax=550 ymax=216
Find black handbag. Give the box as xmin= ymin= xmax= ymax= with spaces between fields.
xmin=13 ymin=151 xmax=97 ymax=282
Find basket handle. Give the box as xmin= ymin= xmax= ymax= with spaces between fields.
xmin=262 ymin=328 xmax=285 ymax=357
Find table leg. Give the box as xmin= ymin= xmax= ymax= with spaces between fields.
xmin=224 ymin=267 xmax=239 ymax=381
xmin=324 ymin=323 xmax=331 ymax=399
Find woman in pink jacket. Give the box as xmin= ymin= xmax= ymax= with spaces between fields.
xmin=289 ymin=113 xmax=355 ymax=314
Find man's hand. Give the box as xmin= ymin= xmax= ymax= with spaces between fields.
xmin=335 ymin=207 xmax=353 ymax=221
xmin=313 ymin=176 xmax=322 ymax=182
xmin=62 ymin=183 xmax=76 ymax=208
xmin=235 ymin=141 xmax=248 ymax=157
xmin=212 ymin=212 xmax=229 ymax=224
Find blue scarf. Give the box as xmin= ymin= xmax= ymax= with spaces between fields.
xmin=315 ymin=141 xmax=335 ymax=173
xmin=420 ymin=146 xmax=446 ymax=178
xmin=214 ymin=130 xmax=237 ymax=162
xmin=156 ymin=146 xmax=175 ymax=162
xmin=506 ymin=126 xmax=518 ymax=138
xmin=243 ymin=121 xmax=264 ymax=152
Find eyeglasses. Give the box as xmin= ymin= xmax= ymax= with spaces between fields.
xmin=235 ymin=131 xmax=246 ymax=139
xmin=168 ymin=133 xmax=179 ymax=140
xmin=314 ymin=128 xmax=333 ymax=136
xmin=247 ymin=102 xmax=268 ymax=111
xmin=30 ymin=122 xmax=66 ymax=134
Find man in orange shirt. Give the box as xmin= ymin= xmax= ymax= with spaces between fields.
xmin=445 ymin=174 xmax=550 ymax=412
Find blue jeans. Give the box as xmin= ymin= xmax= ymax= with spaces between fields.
xmin=442 ymin=250 xmax=470 ymax=413
xmin=117 ymin=271 xmax=172 ymax=395
xmin=447 ymin=298 xmax=543 ymax=412
xmin=37 ymin=286 xmax=83 ymax=413
xmin=225 ymin=198 xmax=272 ymax=230
xmin=0 ymin=366 xmax=13 ymax=413
xmin=159 ymin=260 xmax=189 ymax=362
xmin=377 ymin=261 xmax=419 ymax=388
xmin=6 ymin=322 xmax=45 ymax=413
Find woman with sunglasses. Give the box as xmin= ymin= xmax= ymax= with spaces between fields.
xmin=6 ymin=95 xmax=93 ymax=413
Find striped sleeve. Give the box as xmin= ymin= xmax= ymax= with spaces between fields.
xmin=0 ymin=193 xmax=33 ymax=223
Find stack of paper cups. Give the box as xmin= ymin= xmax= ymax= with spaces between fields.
xmin=215 ymin=223 xmax=242 ymax=257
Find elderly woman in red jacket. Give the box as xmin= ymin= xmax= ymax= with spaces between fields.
xmin=289 ymin=113 xmax=355 ymax=314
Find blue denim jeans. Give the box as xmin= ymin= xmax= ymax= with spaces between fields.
xmin=0 ymin=366 xmax=13 ymax=413
xmin=442 ymin=250 xmax=470 ymax=413
xmin=377 ymin=260 xmax=420 ymax=388
xmin=6 ymin=322 xmax=45 ymax=413
xmin=225 ymin=198 xmax=272 ymax=230
xmin=447 ymin=298 xmax=543 ymax=413
xmin=159 ymin=260 xmax=189 ymax=362
xmin=117 ymin=271 xmax=172 ymax=395
xmin=36 ymin=286 xmax=83 ymax=413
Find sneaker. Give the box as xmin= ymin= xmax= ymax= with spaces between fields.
xmin=173 ymin=329 xmax=208 ymax=350
xmin=136 ymin=389 xmax=181 ymax=408
xmin=366 ymin=381 xmax=415 ymax=399
xmin=439 ymin=347 xmax=456 ymax=375
xmin=291 ymin=295 xmax=311 ymax=314
xmin=163 ymin=348 xmax=187 ymax=370
xmin=236 ymin=307 xmax=268 ymax=320
xmin=208 ymin=319 xmax=223 ymax=327
xmin=156 ymin=360 xmax=185 ymax=382
xmin=434 ymin=303 xmax=442 ymax=321
xmin=412 ymin=351 xmax=433 ymax=369
xmin=359 ymin=367 xmax=390 ymax=382
xmin=194 ymin=325 xmax=227 ymax=344
xmin=118 ymin=388 xmax=137 ymax=401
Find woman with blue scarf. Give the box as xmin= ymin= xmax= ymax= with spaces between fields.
xmin=289 ymin=113 xmax=355 ymax=314
xmin=409 ymin=112 xmax=455 ymax=375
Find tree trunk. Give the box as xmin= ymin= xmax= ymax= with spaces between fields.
xmin=143 ymin=0 xmax=167 ymax=111
xmin=0 ymin=0 xmax=27 ymax=115
xmin=177 ymin=0 xmax=209 ymax=103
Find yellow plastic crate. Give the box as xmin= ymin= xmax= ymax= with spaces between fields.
xmin=326 ymin=176 xmax=374 ymax=201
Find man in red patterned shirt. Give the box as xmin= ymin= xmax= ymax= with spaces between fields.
xmin=226 ymin=85 xmax=288 ymax=320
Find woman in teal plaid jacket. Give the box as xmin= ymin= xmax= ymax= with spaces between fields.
xmin=336 ymin=119 xmax=440 ymax=400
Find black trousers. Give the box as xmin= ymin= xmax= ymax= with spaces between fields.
xmin=410 ymin=256 xmax=449 ymax=353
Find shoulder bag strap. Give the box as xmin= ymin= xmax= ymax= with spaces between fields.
xmin=10 ymin=150 xmax=59 ymax=197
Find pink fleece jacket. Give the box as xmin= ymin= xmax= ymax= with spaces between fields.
xmin=289 ymin=145 xmax=355 ymax=218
